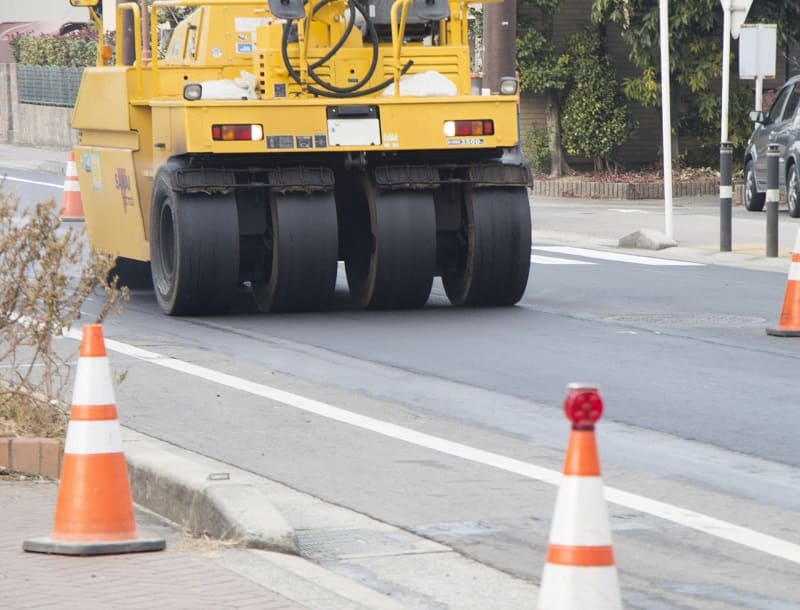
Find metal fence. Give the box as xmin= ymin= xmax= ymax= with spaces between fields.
xmin=16 ymin=65 xmax=83 ymax=107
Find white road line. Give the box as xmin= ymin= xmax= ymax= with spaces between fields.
xmin=531 ymin=254 xmax=596 ymax=265
xmin=536 ymin=245 xmax=703 ymax=266
xmin=63 ymin=328 xmax=800 ymax=565
xmin=1 ymin=176 xmax=62 ymax=188
xmin=608 ymin=208 xmax=649 ymax=214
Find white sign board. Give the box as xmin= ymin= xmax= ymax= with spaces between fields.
xmin=739 ymin=24 xmax=777 ymax=79
xmin=720 ymin=0 xmax=754 ymax=38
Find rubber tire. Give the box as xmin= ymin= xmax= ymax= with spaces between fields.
xmin=443 ymin=186 xmax=531 ymax=307
xmin=744 ymin=160 xmax=766 ymax=212
xmin=341 ymin=177 xmax=436 ymax=310
xmin=149 ymin=167 xmax=239 ymax=315
xmin=252 ymin=192 xmax=338 ymax=312
xmin=788 ymin=164 xmax=800 ymax=218
xmin=107 ymin=257 xmax=152 ymax=290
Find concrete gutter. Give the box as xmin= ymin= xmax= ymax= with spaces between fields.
xmin=121 ymin=428 xmax=537 ymax=609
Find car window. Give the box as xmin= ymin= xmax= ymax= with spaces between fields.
xmin=766 ymin=85 xmax=792 ymax=122
xmin=783 ymin=85 xmax=800 ymax=121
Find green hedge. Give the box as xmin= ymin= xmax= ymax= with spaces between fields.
xmin=9 ymin=30 xmax=101 ymax=67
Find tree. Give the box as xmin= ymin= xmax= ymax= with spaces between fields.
xmin=516 ymin=0 xmax=572 ymax=177
xmin=592 ymin=0 xmax=800 ymax=167
xmin=561 ymin=29 xmax=634 ymax=172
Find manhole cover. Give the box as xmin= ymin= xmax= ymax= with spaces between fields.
xmin=604 ymin=313 xmax=765 ymax=327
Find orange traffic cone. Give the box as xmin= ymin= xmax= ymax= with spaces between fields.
xmin=23 ymin=325 xmax=165 ymax=556
xmin=767 ymin=228 xmax=800 ymax=337
xmin=537 ymin=384 xmax=622 ymax=610
xmin=59 ymin=151 xmax=83 ymax=221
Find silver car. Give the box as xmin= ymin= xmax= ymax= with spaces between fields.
xmin=744 ymin=75 xmax=800 ymax=217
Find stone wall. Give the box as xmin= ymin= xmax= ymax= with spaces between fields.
xmin=530 ymin=178 xmax=720 ymax=201
xmin=0 ymin=64 xmax=78 ymax=148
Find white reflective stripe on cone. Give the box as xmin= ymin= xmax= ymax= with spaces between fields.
xmin=548 ymin=476 xmax=613 ymax=546
xmin=71 ymin=357 xmax=116 ymax=406
xmin=789 ymin=264 xmax=800 ymax=282
xmin=64 ymin=420 xmax=123 ymax=455
xmin=537 ymin=564 xmax=622 ymax=610
xmin=64 ymin=180 xmax=80 ymax=192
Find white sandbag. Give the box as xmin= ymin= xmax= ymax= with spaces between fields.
xmin=381 ymin=70 xmax=457 ymax=97
xmin=200 ymin=70 xmax=258 ymax=100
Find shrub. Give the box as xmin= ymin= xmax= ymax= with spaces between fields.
xmin=522 ymin=123 xmax=551 ymax=174
xmin=9 ymin=29 xmax=101 ymax=67
xmin=560 ymin=29 xmax=634 ymax=172
xmin=0 ymin=190 xmax=127 ymax=438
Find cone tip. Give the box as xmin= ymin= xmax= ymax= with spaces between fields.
xmin=80 ymin=324 xmax=107 ymax=357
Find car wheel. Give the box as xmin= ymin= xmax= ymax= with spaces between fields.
xmin=744 ymin=160 xmax=765 ymax=212
xmin=789 ymin=164 xmax=800 ymax=218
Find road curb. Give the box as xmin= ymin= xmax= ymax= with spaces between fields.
xmin=534 ymin=229 xmax=791 ymax=273
xmin=124 ymin=429 xmax=298 ymax=555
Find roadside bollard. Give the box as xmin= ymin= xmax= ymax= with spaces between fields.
xmin=766 ymin=144 xmax=780 ymax=258
xmin=720 ymin=142 xmax=733 ymax=252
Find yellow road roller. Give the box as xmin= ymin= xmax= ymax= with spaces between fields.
xmin=69 ymin=0 xmax=531 ymax=314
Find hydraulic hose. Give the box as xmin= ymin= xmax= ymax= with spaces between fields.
xmin=281 ymin=0 xmax=411 ymax=98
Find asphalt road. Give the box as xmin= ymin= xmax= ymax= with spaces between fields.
xmin=8 ymin=168 xmax=800 ymax=609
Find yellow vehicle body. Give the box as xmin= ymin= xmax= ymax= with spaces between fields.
xmin=70 ymin=0 xmax=531 ymax=314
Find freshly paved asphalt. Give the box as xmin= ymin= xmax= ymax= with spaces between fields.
xmin=1 ymin=144 xmax=796 ymax=609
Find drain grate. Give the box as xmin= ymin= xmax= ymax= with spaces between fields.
xmin=296 ymin=528 xmax=422 ymax=559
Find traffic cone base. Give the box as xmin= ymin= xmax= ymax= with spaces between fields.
xmin=60 ymin=151 xmax=84 ymax=222
xmin=23 ymin=324 xmax=164 ymax=556
xmin=22 ymin=532 xmax=166 ymax=556
xmin=767 ymin=229 xmax=800 ymax=336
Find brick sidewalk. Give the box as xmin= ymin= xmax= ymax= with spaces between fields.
xmin=1 ymin=480 xmax=308 ymax=610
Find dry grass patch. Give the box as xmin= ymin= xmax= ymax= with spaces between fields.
xmin=0 ymin=188 xmax=128 ymax=440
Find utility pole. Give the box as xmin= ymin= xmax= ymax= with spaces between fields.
xmin=118 ymin=0 xmax=135 ymax=65
xmin=483 ymin=0 xmax=516 ymax=93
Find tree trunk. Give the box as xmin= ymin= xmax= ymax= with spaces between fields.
xmin=670 ymin=83 xmax=680 ymax=170
xmin=545 ymin=88 xmax=570 ymax=178
xmin=541 ymin=8 xmax=570 ymax=178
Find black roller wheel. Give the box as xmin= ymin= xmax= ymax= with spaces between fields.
xmin=744 ymin=160 xmax=765 ymax=212
xmin=788 ymin=164 xmax=800 ymax=218
xmin=107 ymin=257 xmax=152 ymax=290
xmin=252 ymin=191 xmax=338 ymax=312
xmin=339 ymin=175 xmax=436 ymax=309
xmin=149 ymin=167 xmax=239 ymax=315
xmin=443 ymin=186 xmax=531 ymax=307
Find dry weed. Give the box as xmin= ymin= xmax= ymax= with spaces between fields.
xmin=0 ymin=189 xmax=129 ymax=439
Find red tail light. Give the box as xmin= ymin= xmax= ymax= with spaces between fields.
xmin=443 ymin=120 xmax=494 ymax=137
xmin=212 ymin=124 xmax=264 ymax=141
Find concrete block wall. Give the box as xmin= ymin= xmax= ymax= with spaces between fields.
xmin=0 ymin=63 xmax=78 ymax=148
xmin=530 ymin=178 xmax=719 ymax=200
xmin=0 ymin=437 xmax=62 ymax=478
